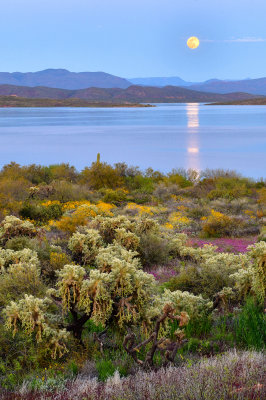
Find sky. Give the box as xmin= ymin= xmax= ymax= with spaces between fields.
xmin=1 ymin=0 xmax=266 ymax=81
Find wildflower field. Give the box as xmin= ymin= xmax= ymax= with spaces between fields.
xmin=0 ymin=159 xmax=265 ymax=399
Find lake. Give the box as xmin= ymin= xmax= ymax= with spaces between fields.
xmin=0 ymin=103 xmax=265 ymax=178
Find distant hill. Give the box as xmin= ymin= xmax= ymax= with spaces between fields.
xmin=186 ymin=78 xmax=266 ymax=96
xmin=2 ymin=70 xmax=266 ymax=96
xmin=0 ymin=84 xmax=260 ymax=104
xmin=129 ymin=77 xmax=194 ymax=87
xmin=129 ymin=76 xmax=266 ymax=96
xmin=0 ymin=69 xmax=131 ymax=89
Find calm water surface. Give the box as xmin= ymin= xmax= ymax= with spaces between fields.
xmin=0 ymin=103 xmax=265 ymax=177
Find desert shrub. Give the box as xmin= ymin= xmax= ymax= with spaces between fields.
xmin=81 ymin=161 xmax=123 ymax=189
xmin=0 ymin=177 xmax=30 ymax=204
xmin=207 ymin=177 xmax=252 ymax=200
xmin=125 ymin=175 xmax=155 ymax=193
xmin=49 ymin=252 xmax=71 ymax=271
xmin=96 ymin=359 xmax=116 ymax=381
xmin=5 ymin=236 xmax=35 ymax=251
xmin=19 ymin=202 xmax=63 ymax=224
xmin=127 ymin=191 xmax=152 ymax=204
xmin=49 ymin=181 xmax=84 ymax=202
xmin=166 ymin=170 xmax=193 ymax=188
xmin=138 ymin=232 xmax=171 ymax=266
xmin=234 ymin=298 xmax=266 ymax=350
xmin=163 ymin=264 xmax=203 ymax=295
xmin=14 ymin=351 xmax=265 ymax=399
xmin=124 ymin=202 xmax=155 ymax=216
xmin=47 ymin=163 xmax=78 ymax=182
xmin=68 ymin=229 xmax=103 ymax=265
xmin=102 ymin=189 xmax=128 ymax=204
xmin=54 ymin=203 xmax=115 ymax=234
xmin=257 ymin=186 xmax=266 ymax=206
xmin=0 ymin=328 xmax=40 ymax=390
xmin=258 ymin=226 xmax=266 ymax=242
xmin=186 ymin=205 xmax=209 ymax=220
xmin=153 ymin=183 xmax=181 ymax=201
xmin=53 ymin=208 xmax=92 ymax=234
xmin=0 ymin=216 xmax=37 ymax=244
xmin=201 ymin=209 xmax=242 ymax=237
xmin=0 ymin=262 xmax=44 ymax=306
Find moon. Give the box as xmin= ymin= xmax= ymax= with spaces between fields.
xmin=187 ymin=37 xmax=200 ymax=49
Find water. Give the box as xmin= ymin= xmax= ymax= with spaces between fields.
xmin=0 ymin=103 xmax=265 ymax=178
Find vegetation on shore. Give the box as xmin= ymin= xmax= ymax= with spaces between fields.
xmin=0 ymin=156 xmax=265 ymax=398
xmin=208 ymin=97 xmax=266 ymax=105
xmin=0 ymin=96 xmax=153 ymax=108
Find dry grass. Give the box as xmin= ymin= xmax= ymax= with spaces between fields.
xmin=2 ymin=350 xmax=265 ymax=400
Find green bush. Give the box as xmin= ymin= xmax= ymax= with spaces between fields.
xmin=96 ymin=359 xmax=116 ymax=381
xmin=138 ymin=232 xmax=171 ymax=266
xmin=207 ymin=177 xmax=252 ymax=200
xmin=19 ymin=202 xmax=63 ymax=224
xmin=102 ymin=189 xmax=127 ymax=204
xmin=164 ymin=265 xmax=202 ymax=295
xmin=234 ymin=298 xmax=266 ymax=350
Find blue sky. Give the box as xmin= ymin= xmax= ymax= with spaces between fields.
xmin=1 ymin=0 xmax=266 ymax=80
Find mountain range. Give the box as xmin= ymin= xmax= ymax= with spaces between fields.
xmin=0 ymin=69 xmax=131 ymax=89
xmin=1 ymin=69 xmax=266 ymax=96
xmin=129 ymin=77 xmax=266 ymax=95
xmin=0 ymin=84 xmax=259 ymax=104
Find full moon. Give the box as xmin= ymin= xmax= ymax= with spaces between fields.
xmin=187 ymin=37 xmax=200 ymax=49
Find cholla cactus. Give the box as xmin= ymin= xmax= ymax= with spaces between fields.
xmin=3 ymin=294 xmax=69 ymax=358
xmin=231 ymin=241 xmax=266 ymax=302
xmin=56 ymin=264 xmax=86 ymax=311
xmin=0 ymin=216 xmax=37 ymax=244
xmin=87 ymin=215 xmax=135 ymax=243
xmin=0 ymin=248 xmax=39 ymax=273
xmin=170 ymin=234 xmax=253 ymax=297
xmin=0 ymin=262 xmax=43 ymax=306
xmin=79 ymin=270 xmax=113 ymax=325
xmin=123 ymin=303 xmax=189 ymax=369
xmin=216 ymin=287 xmax=236 ymax=310
xmin=68 ymin=229 xmax=103 ymax=265
xmin=135 ymin=217 xmax=159 ymax=235
xmin=158 ymin=289 xmax=212 ymax=320
xmin=95 ymin=244 xmax=141 ymax=272
xmin=56 ymin=246 xmax=156 ymax=330
xmin=114 ymin=228 xmax=140 ymax=251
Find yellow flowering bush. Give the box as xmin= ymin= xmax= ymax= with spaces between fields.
xmin=168 ymin=212 xmax=191 ymax=228
xmin=125 ymin=203 xmax=155 ymax=216
xmin=53 ymin=202 xmax=115 ymax=233
xmin=201 ymin=209 xmax=241 ymax=237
